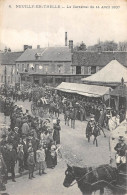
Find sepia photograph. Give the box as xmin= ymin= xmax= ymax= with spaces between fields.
xmin=0 ymin=0 xmax=127 ymax=194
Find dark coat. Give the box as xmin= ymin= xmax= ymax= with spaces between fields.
xmin=114 ymin=143 xmax=127 ymax=156
xmin=86 ymin=121 xmax=95 ymax=137
xmin=27 ymin=155 xmax=35 ymax=172
xmin=6 ymin=149 xmax=17 ymax=167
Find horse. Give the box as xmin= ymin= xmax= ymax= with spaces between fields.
xmin=63 ymin=164 xmax=118 ymax=195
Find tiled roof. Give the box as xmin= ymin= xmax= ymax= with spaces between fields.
xmin=16 ymin=47 xmax=72 ymax=62
xmin=72 ymin=51 xmax=127 ymax=67
xmin=0 ymin=52 xmax=23 ymax=65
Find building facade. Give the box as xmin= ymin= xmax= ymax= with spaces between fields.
xmin=16 ymin=46 xmax=76 ymax=86
xmin=0 ymin=51 xmax=23 ymax=87
xmin=72 ymin=51 xmax=127 ymax=77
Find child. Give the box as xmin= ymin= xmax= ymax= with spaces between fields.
xmin=27 ymin=149 xmax=35 ymax=179
xmin=36 ymin=144 xmax=47 ymax=175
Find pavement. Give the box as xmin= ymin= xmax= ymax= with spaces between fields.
xmin=1 ymin=99 xmax=115 ymax=195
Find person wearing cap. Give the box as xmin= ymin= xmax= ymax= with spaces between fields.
xmin=114 ymin=136 xmax=127 ymax=169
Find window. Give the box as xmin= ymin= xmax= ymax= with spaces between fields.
xmin=8 ymin=76 xmax=10 ymax=83
xmin=88 ymin=66 xmax=91 ymax=75
xmin=57 ymin=64 xmax=63 ymax=74
xmin=91 ymin=66 xmax=96 ymax=74
xmin=17 ymin=64 xmax=19 ymax=71
xmin=26 ymin=64 xmax=29 ymax=72
xmin=1 ymin=75 xmax=4 ymax=83
xmin=35 ymin=64 xmax=39 ymax=72
xmin=44 ymin=65 xmax=48 ymax=73
xmin=76 ymin=66 xmax=81 ymax=75
xmin=70 ymin=66 xmax=74 ymax=74
xmin=96 ymin=66 xmax=100 ymax=72
xmin=22 ymin=64 xmax=24 ymax=72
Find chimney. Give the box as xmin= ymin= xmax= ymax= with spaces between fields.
xmin=24 ymin=45 xmax=29 ymax=51
xmin=29 ymin=46 xmax=32 ymax=49
xmin=65 ymin=32 xmax=67 ymax=46
xmin=37 ymin=45 xmax=40 ymax=49
xmin=69 ymin=40 xmax=73 ymax=53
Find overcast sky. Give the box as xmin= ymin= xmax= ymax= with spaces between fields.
xmin=0 ymin=0 xmax=127 ymax=51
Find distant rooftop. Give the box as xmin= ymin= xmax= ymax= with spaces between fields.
xmin=72 ymin=51 xmax=127 ymax=67
xmin=16 ymin=47 xmax=72 ymax=62
xmin=0 ymin=51 xmax=23 ymax=65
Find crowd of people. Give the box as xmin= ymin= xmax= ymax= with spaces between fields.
xmin=0 ymin=95 xmax=62 ymax=191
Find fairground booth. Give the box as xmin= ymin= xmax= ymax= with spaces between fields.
xmin=56 ymin=82 xmax=111 ymax=103
xmin=81 ymin=59 xmax=127 ymax=114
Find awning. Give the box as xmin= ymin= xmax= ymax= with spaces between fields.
xmin=56 ymin=82 xmax=111 ymax=97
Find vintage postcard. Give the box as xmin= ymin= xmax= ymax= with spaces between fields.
xmin=0 ymin=0 xmax=127 ymax=195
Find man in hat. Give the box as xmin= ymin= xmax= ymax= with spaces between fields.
xmin=114 ymin=136 xmax=127 ymax=169
xmin=6 ymin=143 xmax=17 ymax=182
xmin=86 ymin=115 xmax=95 ymax=142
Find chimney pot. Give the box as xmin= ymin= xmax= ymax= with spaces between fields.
xmin=24 ymin=45 xmax=29 ymax=51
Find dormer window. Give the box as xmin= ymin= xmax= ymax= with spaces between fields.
xmin=35 ymin=53 xmax=41 ymax=59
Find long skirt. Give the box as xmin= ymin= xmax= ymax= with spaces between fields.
xmin=28 ymin=164 xmax=34 ymax=173
xmin=36 ymin=161 xmax=47 ymax=171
